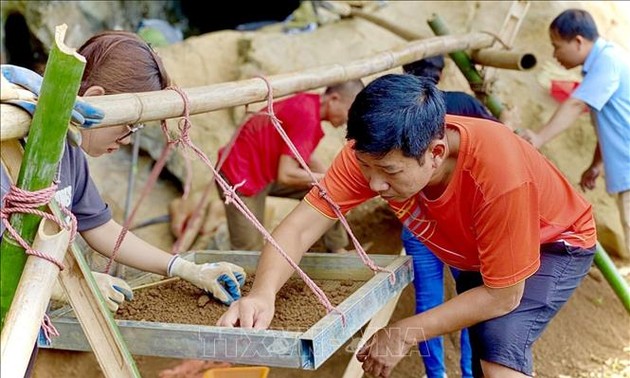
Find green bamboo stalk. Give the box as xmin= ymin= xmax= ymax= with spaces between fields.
xmin=594 ymin=242 xmax=630 ymax=314
xmin=427 ymin=14 xmax=504 ymax=119
xmin=1 ymin=25 xmax=86 ymax=329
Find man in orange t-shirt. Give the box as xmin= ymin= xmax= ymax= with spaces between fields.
xmin=218 ymin=74 xmax=596 ymax=377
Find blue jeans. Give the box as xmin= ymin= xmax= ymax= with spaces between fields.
xmin=402 ymin=227 xmax=473 ymax=378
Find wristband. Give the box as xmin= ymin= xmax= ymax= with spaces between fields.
xmin=167 ymin=254 xmax=180 ymax=277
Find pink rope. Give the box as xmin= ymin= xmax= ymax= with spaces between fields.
xmin=40 ymin=314 xmax=60 ymax=344
xmin=105 ymin=82 xmax=394 ymax=323
xmin=1 ymin=182 xmax=77 ymax=343
xmin=105 ymin=85 xmax=200 ymax=273
xmin=0 ymin=183 xmax=77 ymax=270
xmin=104 ymin=120 xmax=182 ymax=273
xmin=254 ymin=76 xmax=392 ymax=279
xmin=162 ymin=86 xmax=349 ymax=321
xmin=171 ymin=107 xmax=249 ymax=253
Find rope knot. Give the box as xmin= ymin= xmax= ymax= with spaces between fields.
xmin=40 ymin=314 xmax=60 ymax=345
xmin=315 ymin=184 xmax=328 ymax=198
xmin=223 ymin=180 xmax=246 ymax=206
xmin=0 ymin=183 xmax=76 ymax=270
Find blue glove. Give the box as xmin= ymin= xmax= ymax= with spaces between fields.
xmin=1 ymin=64 xmax=105 ymax=127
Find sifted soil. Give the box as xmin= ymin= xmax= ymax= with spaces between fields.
xmin=116 ymin=276 xmax=363 ymax=331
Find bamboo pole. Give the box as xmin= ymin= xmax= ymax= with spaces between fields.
xmin=471 ymin=49 xmax=536 ymax=70
xmin=427 ymin=14 xmax=504 ymax=118
xmin=0 ymin=218 xmax=69 ymax=378
xmin=0 ymin=24 xmax=85 ymax=329
xmin=53 ymin=211 xmax=141 ymax=377
xmin=349 ymin=7 xmax=536 ymax=72
xmin=131 ymin=277 xmax=180 ymax=291
xmin=594 ymin=242 xmax=630 ymax=314
xmin=1 ymin=32 xmax=495 ymax=137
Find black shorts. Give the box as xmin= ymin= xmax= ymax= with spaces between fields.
xmin=456 ymin=242 xmax=596 ymax=376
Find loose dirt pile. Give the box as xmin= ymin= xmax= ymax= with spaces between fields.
xmin=116 ymin=276 xmax=362 ymax=331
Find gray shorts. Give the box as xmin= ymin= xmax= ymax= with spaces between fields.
xmin=456 ymin=242 xmax=596 ymax=376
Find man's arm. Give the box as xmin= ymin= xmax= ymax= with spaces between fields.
xmin=277 ymin=155 xmax=324 ymax=188
xmin=397 ymin=281 xmax=524 ymax=343
xmin=218 ymin=201 xmax=336 ymax=328
xmin=358 ymin=280 xmax=525 ymax=376
xmin=307 ymin=156 xmax=327 ymax=174
xmin=525 ymin=97 xmax=587 ymax=148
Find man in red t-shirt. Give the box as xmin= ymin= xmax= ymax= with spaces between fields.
xmin=184 ymin=80 xmax=364 ymax=252
xmin=218 ymin=74 xmax=597 ymax=377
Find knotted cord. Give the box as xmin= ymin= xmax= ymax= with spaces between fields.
xmin=0 ymin=182 xmax=77 ymax=269
xmin=0 ymin=178 xmax=78 ymax=343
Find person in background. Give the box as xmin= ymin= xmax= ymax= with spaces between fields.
xmin=522 ymin=9 xmax=630 ymax=259
xmin=403 ymin=56 xmax=498 ymax=122
xmin=170 ymin=80 xmax=364 ymax=253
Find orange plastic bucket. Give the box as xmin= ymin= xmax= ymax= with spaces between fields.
xmin=203 ymin=366 xmax=270 ymax=378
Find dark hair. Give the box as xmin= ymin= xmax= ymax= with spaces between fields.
xmin=402 ymin=56 xmax=445 ymax=84
xmin=550 ymin=9 xmax=599 ymax=41
xmin=346 ymin=74 xmax=446 ymax=162
xmin=77 ymin=31 xmax=171 ymax=96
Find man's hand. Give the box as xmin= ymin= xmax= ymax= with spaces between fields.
xmin=168 ymin=256 xmax=246 ymax=305
xmin=216 ymin=294 xmax=275 ymax=329
xmin=580 ymin=165 xmax=601 ymax=191
xmin=51 ymin=271 xmax=134 ymax=312
xmin=356 ymin=326 xmax=414 ymax=378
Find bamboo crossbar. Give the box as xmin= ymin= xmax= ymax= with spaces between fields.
xmin=1 ymin=32 xmax=494 ymax=139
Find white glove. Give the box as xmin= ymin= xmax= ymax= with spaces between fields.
xmin=51 ymin=271 xmax=134 ymax=312
xmin=167 ymin=255 xmax=246 ymax=305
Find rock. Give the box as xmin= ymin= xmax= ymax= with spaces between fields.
xmin=197 ymin=294 xmax=210 ymax=307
